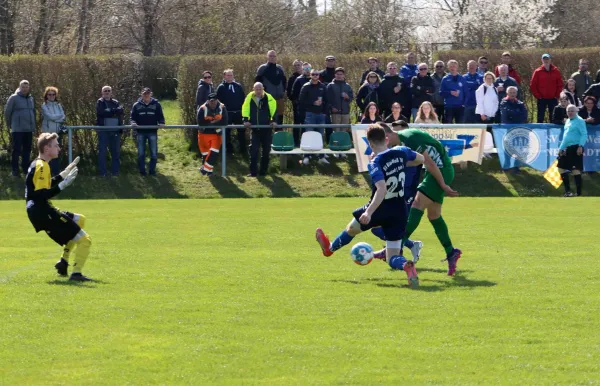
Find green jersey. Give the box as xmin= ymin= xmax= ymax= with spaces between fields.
xmin=397 ymin=129 xmax=452 ymax=170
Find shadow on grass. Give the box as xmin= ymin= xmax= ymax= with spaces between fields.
xmin=208 ymin=176 xmax=251 ymax=198
xmin=258 ymin=175 xmax=300 ymax=198
xmin=330 ymin=271 xmax=496 ymax=292
xmin=46 ymin=279 xmax=101 ymax=287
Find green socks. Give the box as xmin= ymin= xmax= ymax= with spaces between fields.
xmin=403 ymin=207 xmax=424 ymax=245
xmin=430 ymin=216 xmax=454 ymax=255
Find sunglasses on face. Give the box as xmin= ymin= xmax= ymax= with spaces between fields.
xmin=311 ymin=74 xmax=320 ymax=76
xmin=47 ymin=93 xmax=56 ymax=96
xmin=435 ymin=65 xmax=444 ymax=68
xmin=204 ymin=76 xmax=212 ymax=79
xmin=479 ymin=61 xmax=488 ymax=64
xmin=419 ymin=68 xmax=427 ymax=71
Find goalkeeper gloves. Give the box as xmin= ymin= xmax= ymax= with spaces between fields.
xmin=59 ymin=156 xmax=80 ymax=179
xmin=58 ymin=167 xmax=78 ymax=190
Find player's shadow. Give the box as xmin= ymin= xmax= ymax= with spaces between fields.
xmin=331 ymin=271 xmax=496 ymax=292
xmin=47 ymin=279 xmax=109 ymax=287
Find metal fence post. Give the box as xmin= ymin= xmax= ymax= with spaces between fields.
xmin=68 ymin=127 xmax=73 ymax=163
xmin=221 ymin=127 xmax=227 ymax=177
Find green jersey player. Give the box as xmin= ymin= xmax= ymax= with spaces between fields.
xmin=388 ymin=121 xmax=462 ymax=276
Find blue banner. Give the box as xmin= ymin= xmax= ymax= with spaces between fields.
xmin=492 ymin=124 xmax=600 ymax=171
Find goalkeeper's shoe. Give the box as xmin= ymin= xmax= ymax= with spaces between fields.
xmin=315 ymin=228 xmax=333 ymax=257
xmin=403 ymin=261 xmax=419 ymax=288
xmin=69 ymin=273 xmax=93 ymax=282
xmin=442 ymin=248 xmax=462 ymax=276
xmin=409 ymin=241 xmax=423 ymax=264
xmin=54 ymin=258 xmax=69 ymax=277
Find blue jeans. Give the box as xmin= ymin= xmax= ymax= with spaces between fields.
xmin=98 ymin=130 xmax=121 ymax=176
xmin=411 ymin=108 xmax=418 ymax=122
xmin=444 ymin=106 xmax=464 ymax=124
xmin=137 ymin=131 xmax=158 ymax=175
xmin=304 ymin=112 xmax=326 ymax=135
xmin=463 ymin=106 xmax=478 ymax=123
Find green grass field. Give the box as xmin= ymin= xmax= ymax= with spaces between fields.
xmin=1 ymin=198 xmax=599 ymax=384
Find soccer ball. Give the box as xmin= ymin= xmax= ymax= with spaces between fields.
xmin=350 ymin=242 xmax=374 ymax=266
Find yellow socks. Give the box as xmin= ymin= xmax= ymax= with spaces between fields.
xmin=72 ymin=234 xmax=92 ymax=274
xmin=61 ymin=214 xmax=87 ymax=262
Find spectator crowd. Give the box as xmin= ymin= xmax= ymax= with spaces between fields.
xmin=5 ymin=51 xmax=600 ymax=178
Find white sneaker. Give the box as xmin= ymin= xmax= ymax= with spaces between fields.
xmin=323 ymin=154 xmax=329 ymax=159
xmin=409 ymin=241 xmax=423 ymax=263
xmin=333 ymin=153 xmax=340 ymax=158
xmin=340 ymin=153 xmax=347 ymax=159
xmin=302 ymin=157 xmax=310 ymax=165
xmin=318 ymin=157 xmax=330 ymax=165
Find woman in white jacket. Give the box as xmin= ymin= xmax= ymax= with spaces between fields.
xmin=475 ymin=72 xmax=499 ymax=123
xmin=41 ymin=86 xmax=66 ymax=174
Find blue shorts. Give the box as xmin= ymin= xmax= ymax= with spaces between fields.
xmin=353 ymin=203 xmax=407 ymax=241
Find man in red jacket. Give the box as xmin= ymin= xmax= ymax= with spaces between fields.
xmin=530 ymin=53 xmax=564 ymax=123
xmin=494 ymin=52 xmax=521 ymax=84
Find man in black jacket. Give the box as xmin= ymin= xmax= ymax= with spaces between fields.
xmin=130 ymin=88 xmax=165 ymax=176
xmin=378 ymin=62 xmax=410 ymax=118
xmin=410 ymin=63 xmax=435 ymax=120
xmin=319 ymin=55 xmax=337 ymax=144
xmin=290 ymin=62 xmax=312 ymax=146
xmin=255 ymin=50 xmax=287 ymax=125
xmin=299 ymin=70 xmax=329 ymax=165
xmin=216 ymin=69 xmax=246 ymax=155
xmin=359 ymin=57 xmax=385 ymax=85
xmin=96 ymin=86 xmax=124 ymax=177
xmin=287 ymin=59 xmax=304 ymax=146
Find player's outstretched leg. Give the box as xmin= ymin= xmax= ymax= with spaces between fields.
xmin=316 ymin=219 xmax=361 ymax=257
xmin=69 ymin=231 xmax=93 ymax=281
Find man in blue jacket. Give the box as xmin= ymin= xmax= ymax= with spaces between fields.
xmin=440 ymin=60 xmax=467 ymax=123
xmin=96 ymin=86 xmax=124 ymax=177
xmin=130 ymin=88 xmax=165 ymax=176
xmin=463 ymin=60 xmax=483 ymax=123
xmin=500 ymin=87 xmax=527 ymax=124
xmin=400 ymin=52 xmax=419 ymax=119
xmin=216 ymin=69 xmax=246 ymax=155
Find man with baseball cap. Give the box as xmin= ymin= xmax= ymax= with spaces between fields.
xmin=530 ymin=53 xmax=564 ymax=123
xmin=130 ymin=87 xmax=165 ymax=176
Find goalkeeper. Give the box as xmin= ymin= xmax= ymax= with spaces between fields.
xmin=25 ymin=133 xmax=93 ymax=281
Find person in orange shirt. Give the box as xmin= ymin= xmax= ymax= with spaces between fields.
xmin=197 ymin=93 xmax=229 ymax=176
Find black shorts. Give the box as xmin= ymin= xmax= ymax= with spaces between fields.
xmin=352 ymin=202 xmax=407 ymax=241
xmin=27 ymin=206 xmax=81 ymax=246
xmin=558 ymin=145 xmax=583 ymax=171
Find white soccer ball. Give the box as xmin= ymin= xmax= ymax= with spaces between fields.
xmin=350 ymin=242 xmax=374 ymax=266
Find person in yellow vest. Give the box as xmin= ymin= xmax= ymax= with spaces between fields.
xmin=242 ymin=82 xmax=277 ymax=177
xmin=25 ymin=133 xmax=93 ymax=281
xmin=197 ymin=93 xmax=229 ymax=176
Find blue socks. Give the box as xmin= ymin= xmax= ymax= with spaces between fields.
xmin=388 ymin=255 xmax=407 ymax=270
xmin=371 ymin=228 xmax=414 ymax=249
xmin=330 ymin=230 xmax=354 ymax=252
